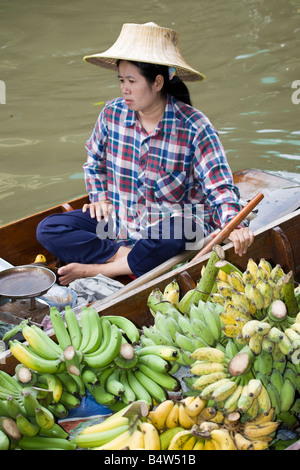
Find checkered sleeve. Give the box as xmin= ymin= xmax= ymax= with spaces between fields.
xmin=193 ymin=124 xmax=249 ymax=230
xmin=83 ymin=107 xmax=109 ymax=203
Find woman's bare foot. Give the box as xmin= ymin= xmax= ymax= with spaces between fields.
xmin=57 ymin=263 xmax=104 ymax=285
xmin=57 ymin=247 xmax=133 ymax=285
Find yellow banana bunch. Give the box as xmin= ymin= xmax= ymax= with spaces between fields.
xmin=147 ymin=397 xmax=207 ymax=431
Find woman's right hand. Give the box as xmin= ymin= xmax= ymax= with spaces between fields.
xmin=82 ymin=200 xmax=113 ymax=222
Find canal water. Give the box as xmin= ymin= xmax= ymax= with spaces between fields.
xmin=0 ymin=0 xmax=299 ymax=226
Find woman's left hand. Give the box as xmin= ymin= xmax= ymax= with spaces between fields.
xmin=226 ymin=227 xmax=254 ymax=257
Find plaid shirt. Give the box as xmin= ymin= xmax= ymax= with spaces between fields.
xmin=84 ymin=95 xmax=246 ymax=244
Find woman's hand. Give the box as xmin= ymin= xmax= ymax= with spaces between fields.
xmin=226 ymin=227 xmax=254 ymax=257
xmin=82 ymin=200 xmax=113 ymax=222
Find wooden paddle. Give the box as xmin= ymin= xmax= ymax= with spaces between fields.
xmin=94 ymin=192 xmax=263 ymax=303
xmin=190 ymin=192 xmax=264 ymax=261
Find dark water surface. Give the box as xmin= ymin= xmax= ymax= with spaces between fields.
xmin=0 ymin=0 xmax=299 ymax=226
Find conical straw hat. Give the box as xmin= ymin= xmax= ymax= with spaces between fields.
xmin=83 ymin=22 xmax=205 ymax=82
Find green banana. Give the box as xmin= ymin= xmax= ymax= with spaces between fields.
xmin=64 ymin=305 xmax=82 ymax=350
xmin=105 ymin=314 xmax=140 ymax=345
xmin=137 ymin=364 xmax=180 ymax=392
xmin=78 ymin=306 xmax=91 ymax=352
xmin=154 ymin=311 xmax=176 ymax=343
xmin=254 ymin=350 xmax=273 ymax=376
xmin=39 ymin=422 xmax=68 ymax=439
xmin=225 ymin=339 xmax=240 ymax=361
xmin=0 ymin=429 xmax=10 ymax=450
xmin=47 ymin=402 xmax=69 ymax=419
xmin=114 ymin=348 xmax=139 ymax=370
xmin=270 ymin=369 xmax=284 ymax=395
xmin=16 ymin=413 xmax=40 ymax=437
xmin=126 ymin=369 xmax=152 ymax=405
xmin=119 ymin=369 xmax=136 ymax=404
xmin=105 ymin=367 xmax=125 ymax=396
xmin=136 ymin=345 xmax=179 ymax=362
xmin=174 ymin=331 xmax=195 ymax=353
xmin=134 ymin=369 xmax=167 ymax=403
xmin=81 ymin=307 xmax=103 ymax=354
xmin=59 ymin=391 xmax=81 ymax=409
xmin=34 ymin=405 xmax=55 ymax=430
xmin=202 ymin=307 xmax=221 ymax=342
xmin=280 ymin=378 xmax=296 ymax=412
xmin=266 ymin=382 xmax=281 ymax=415
xmin=142 ymin=325 xmax=171 ymax=346
xmin=85 ymin=367 xmax=118 ymax=406
xmin=6 ymin=395 xmax=26 ymax=419
xmin=137 ymin=353 xmax=170 ymax=373
xmin=188 ymin=317 xmax=215 ymax=346
xmin=84 ymin=323 xmax=122 ymax=368
xmin=0 ymin=370 xmax=23 ymax=394
xmin=49 ymin=307 xmax=72 ymax=350
xmin=160 ymin=427 xmax=185 ymax=450
xmin=18 ymin=434 xmax=77 ymax=450
xmin=57 ymin=371 xmax=79 ymax=395
xmin=81 ymin=367 xmax=100 ymax=386
xmin=165 ymin=314 xmax=184 ymax=344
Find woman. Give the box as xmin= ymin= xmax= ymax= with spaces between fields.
xmin=37 ymin=22 xmax=254 ymax=286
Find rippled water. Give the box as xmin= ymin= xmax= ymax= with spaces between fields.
xmin=0 ymin=0 xmax=299 ymax=226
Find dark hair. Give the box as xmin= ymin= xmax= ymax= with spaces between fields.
xmin=116 ymin=60 xmax=192 ymax=106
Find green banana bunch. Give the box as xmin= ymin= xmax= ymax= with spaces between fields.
xmin=141 ymin=296 xmax=224 ymax=362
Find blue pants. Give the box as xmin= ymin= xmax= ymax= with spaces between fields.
xmin=36 ymin=209 xmax=189 ymax=278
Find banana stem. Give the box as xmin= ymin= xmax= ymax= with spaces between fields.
xmin=63 ymin=345 xmax=81 ymax=376
xmin=214 ymin=260 xmax=243 ymax=277
xmin=227 ymin=345 xmax=255 ymax=377
xmin=282 ymin=271 xmax=299 ymax=318
xmin=187 ymin=245 xmax=225 ymax=306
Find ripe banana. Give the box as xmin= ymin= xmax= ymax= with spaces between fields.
xmin=22 ymin=325 xmax=62 ymax=360
xmin=210 ymin=428 xmax=237 ymax=450
xmin=190 ymin=346 xmax=226 ymax=363
xmin=129 ymin=428 xmax=145 ymax=450
xmin=190 ymin=361 xmax=226 ymax=376
xmin=192 ymin=372 xmax=229 ymax=391
xmin=9 ymin=340 xmax=66 ymax=374
xmin=181 ymin=396 xmax=206 ymax=417
xmin=80 ymin=415 xmax=129 ymax=435
xmin=139 ymin=421 xmax=160 ymax=450
xmin=163 ymin=280 xmax=180 ymax=308
xmin=148 ymin=400 xmax=175 ymax=430
xmin=165 ymin=402 xmax=180 ymax=428
xmin=37 ymin=373 xmax=63 ymax=403
xmin=211 ymin=379 xmax=238 ymax=403
xmin=178 ymin=403 xmax=198 ymax=428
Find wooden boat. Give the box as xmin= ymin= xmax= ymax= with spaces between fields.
xmin=1 ymin=168 xmax=300 ymax=375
